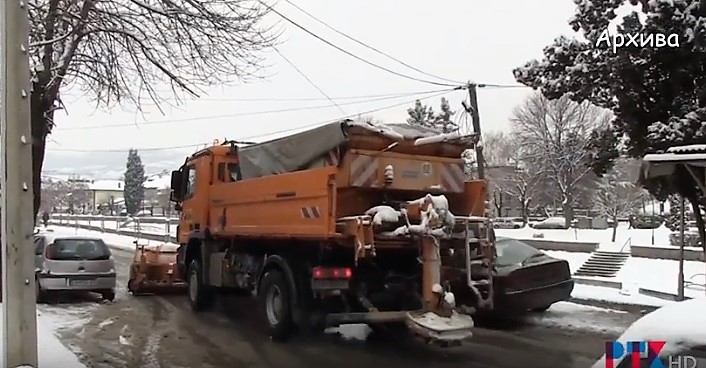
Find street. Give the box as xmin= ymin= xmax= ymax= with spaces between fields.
xmin=38 ymin=246 xmax=644 ymax=368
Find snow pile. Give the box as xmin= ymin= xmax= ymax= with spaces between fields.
xmin=364 ymin=205 xmax=401 ymax=226
xmin=385 ymin=194 xmax=456 ymax=237
xmin=0 ymin=305 xmax=86 ymax=367
xmin=525 ymin=301 xmax=630 ymax=335
xmin=413 ymin=131 xmax=461 ymax=146
xmin=591 ymin=298 xmax=706 ymax=368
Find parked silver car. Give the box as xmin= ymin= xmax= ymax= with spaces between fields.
xmin=34 ymin=232 xmax=116 ymax=301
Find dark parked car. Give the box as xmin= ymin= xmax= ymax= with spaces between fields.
xmin=630 ymin=214 xmax=663 ymax=229
xmin=447 ymin=237 xmax=574 ymax=313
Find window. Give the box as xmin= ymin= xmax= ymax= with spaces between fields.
xmin=228 ymin=163 xmax=241 ymax=182
xmin=34 ymin=237 xmax=44 ymax=255
xmin=216 ymin=163 xmax=240 ymax=183
xmin=494 ymin=238 xmax=544 ymax=266
xmin=46 ymin=239 xmax=111 ymax=261
xmin=184 ymin=166 xmax=197 ymax=198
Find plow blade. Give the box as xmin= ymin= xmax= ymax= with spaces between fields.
xmin=128 ymin=281 xmax=187 ymax=295
xmin=405 ymin=310 xmax=474 ymax=343
xmin=128 ymin=242 xmax=188 ymax=296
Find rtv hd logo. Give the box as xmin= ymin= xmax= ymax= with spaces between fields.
xmin=605 ymin=341 xmax=698 ymax=368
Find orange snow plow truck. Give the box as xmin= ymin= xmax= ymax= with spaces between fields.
xmin=168 ymin=120 xmax=495 ymax=344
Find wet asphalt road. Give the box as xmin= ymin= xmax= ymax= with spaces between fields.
xmin=41 ymin=246 xmax=644 ymax=368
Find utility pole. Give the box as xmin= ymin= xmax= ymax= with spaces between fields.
xmin=677 ymin=196 xmax=685 ymax=301
xmin=1 ymin=0 xmax=39 ymax=364
xmin=463 ymin=83 xmax=485 ymax=179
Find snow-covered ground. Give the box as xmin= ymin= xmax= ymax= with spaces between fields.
xmin=542 ymin=249 xmax=705 ymax=306
xmin=0 ymin=305 xmax=86 ymax=367
xmin=497 ymin=223 xmax=702 ymax=250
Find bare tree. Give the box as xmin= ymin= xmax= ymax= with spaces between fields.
xmin=500 ymin=167 xmax=541 ymax=224
xmin=27 ymin=0 xmax=276 ymax=218
xmin=482 ymin=131 xmax=515 ymax=167
xmin=595 ymin=168 xmax=644 ymax=242
xmin=512 ymin=92 xmax=610 ymax=224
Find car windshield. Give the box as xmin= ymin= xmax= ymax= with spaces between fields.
xmin=495 ymin=238 xmax=544 ymax=266
xmin=46 ymin=239 xmax=111 ymax=261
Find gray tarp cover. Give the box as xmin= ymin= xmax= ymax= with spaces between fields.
xmin=238 ymin=120 xmax=442 ymax=179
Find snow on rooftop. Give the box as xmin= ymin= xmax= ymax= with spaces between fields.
xmin=144 ymin=174 xmax=171 ymax=189
xmin=592 ymin=298 xmax=706 ymax=368
xmin=87 ymin=179 xmax=123 ymax=191
xmin=666 ymin=144 xmax=706 ymax=154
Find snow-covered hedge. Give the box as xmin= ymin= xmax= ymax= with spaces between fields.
xmin=668 ymin=231 xmax=702 ymax=248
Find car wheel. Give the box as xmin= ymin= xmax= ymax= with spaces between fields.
xmin=35 ymin=277 xmax=45 ymax=303
xmin=259 ymin=269 xmax=295 ymax=342
xmin=187 ymin=259 xmax=215 ymax=312
xmin=101 ymin=289 xmax=116 ymax=302
xmin=531 ymin=305 xmax=551 ymax=313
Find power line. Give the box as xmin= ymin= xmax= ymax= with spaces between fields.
xmin=59 ymin=88 xmax=452 ymax=131
xmin=236 ymin=87 xmax=460 ymax=140
xmin=273 ymin=45 xmax=346 ymax=114
xmin=478 ymin=83 xmax=531 ymax=88
xmin=48 ymin=143 xmax=209 ymax=153
xmin=61 ymin=89 xmax=461 ymax=103
xmin=282 ymin=0 xmax=463 ymax=86
xmin=48 ymin=87 xmax=460 ymax=152
xmin=260 ymin=1 xmax=461 ymax=88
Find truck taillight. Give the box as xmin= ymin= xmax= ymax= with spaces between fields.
xmin=312 ymin=267 xmax=352 ymax=279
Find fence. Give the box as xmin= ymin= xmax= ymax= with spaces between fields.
xmin=48 ymin=214 xmax=706 ymax=261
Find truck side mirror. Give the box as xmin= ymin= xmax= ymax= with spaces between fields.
xmin=170 ymin=170 xmax=183 ymax=199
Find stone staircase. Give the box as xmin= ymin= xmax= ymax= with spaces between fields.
xmin=573 ymin=250 xmax=630 ymax=278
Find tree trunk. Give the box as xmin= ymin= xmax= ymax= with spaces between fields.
xmin=687 ymin=195 xmax=706 ymax=250
xmin=30 ymin=89 xmax=51 ymax=224
xmin=611 ymin=215 xmax=618 ymax=242
xmin=562 ymin=195 xmax=574 ymax=229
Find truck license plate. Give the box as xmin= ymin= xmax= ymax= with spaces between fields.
xmin=69 ymin=279 xmax=95 ymax=286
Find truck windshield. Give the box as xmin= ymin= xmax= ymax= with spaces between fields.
xmin=46 ymin=239 xmax=111 ymax=261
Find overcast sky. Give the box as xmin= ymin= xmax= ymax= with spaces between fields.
xmin=45 ymin=0 xmax=583 ymax=177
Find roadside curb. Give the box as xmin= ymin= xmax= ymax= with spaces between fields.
xmin=568 ymin=297 xmax=659 ymax=314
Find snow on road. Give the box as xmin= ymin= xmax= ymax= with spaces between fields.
xmin=0 ymin=304 xmax=87 ymax=367
xmin=525 ymin=301 xmax=632 ymax=335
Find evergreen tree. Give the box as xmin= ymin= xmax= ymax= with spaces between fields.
xmin=406 ymin=100 xmax=435 ymax=127
xmin=124 ymin=149 xmax=146 ymax=216
xmin=666 ymin=195 xmax=687 ymax=232
xmin=434 ymin=97 xmax=457 ymax=133
xmin=514 ymin=0 xmax=706 ymax=248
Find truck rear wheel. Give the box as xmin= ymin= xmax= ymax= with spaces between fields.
xmin=187 ymin=260 xmax=215 ymax=312
xmin=259 ymin=269 xmax=295 ymax=342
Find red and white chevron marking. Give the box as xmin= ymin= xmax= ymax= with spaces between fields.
xmin=301 ymin=206 xmax=322 ymax=218
xmin=326 ymin=147 xmax=341 ymax=166
xmin=440 ymin=162 xmax=465 ymax=192
xmin=350 ymin=154 xmax=379 ymax=187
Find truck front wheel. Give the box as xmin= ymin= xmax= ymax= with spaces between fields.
xmin=187 ymin=260 xmax=215 ymax=312
xmin=259 ymin=269 xmax=295 ymax=341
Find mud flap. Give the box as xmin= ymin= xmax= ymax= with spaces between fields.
xmin=405 ymin=310 xmax=474 ymax=342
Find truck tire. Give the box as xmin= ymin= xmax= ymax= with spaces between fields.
xmin=259 ymin=269 xmax=295 ymax=342
xmin=187 ymin=259 xmax=215 ymax=312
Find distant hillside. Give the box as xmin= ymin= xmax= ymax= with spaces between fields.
xmin=43 ymin=147 xmax=195 ymax=179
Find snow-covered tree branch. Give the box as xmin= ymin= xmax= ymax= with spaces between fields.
xmin=512 ymin=92 xmax=611 ymax=223
xmin=513 ymin=0 xmax=706 ymax=249
xmin=26 ymin=0 xmax=276 ymax=217
xmin=594 ymin=160 xmax=645 ymax=241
